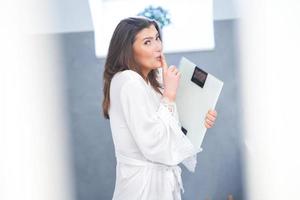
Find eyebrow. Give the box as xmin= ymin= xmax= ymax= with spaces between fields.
xmin=142 ymin=32 xmax=160 ymax=41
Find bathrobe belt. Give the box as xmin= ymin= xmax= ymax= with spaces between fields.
xmin=116 ymin=152 xmax=184 ymax=194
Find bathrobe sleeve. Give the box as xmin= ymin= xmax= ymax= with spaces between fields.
xmin=120 ymin=79 xmax=201 ymax=168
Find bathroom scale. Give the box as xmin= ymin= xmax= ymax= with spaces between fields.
xmin=176 ymin=57 xmax=224 ymax=149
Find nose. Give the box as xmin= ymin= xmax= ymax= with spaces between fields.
xmin=154 ymin=39 xmax=162 ymax=52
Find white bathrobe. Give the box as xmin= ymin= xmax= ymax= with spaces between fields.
xmin=109 ymin=70 xmax=202 ymax=200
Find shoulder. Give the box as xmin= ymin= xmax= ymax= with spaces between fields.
xmin=110 ymin=70 xmax=147 ymax=96
xmin=113 ymin=71 xmax=149 ymax=104
xmin=119 ymin=70 xmax=144 ymax=80
xmin=112 ymin=70 xmax=146 ymax=87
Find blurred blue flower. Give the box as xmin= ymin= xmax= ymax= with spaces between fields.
xmin=138 ymin=5 xmax=171 ymax=29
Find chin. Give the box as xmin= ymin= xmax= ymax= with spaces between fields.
xmin=152 ymin=65 xmax=161 ymax=69
xmin=155 ymin=61 xmax=162 ymax=68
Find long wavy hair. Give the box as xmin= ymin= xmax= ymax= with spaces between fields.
xmin=102 ymin=17 xmax=163 ymax=119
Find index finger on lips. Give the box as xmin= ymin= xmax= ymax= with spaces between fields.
xmin=161 ymin=53 xmax=168 ymax=72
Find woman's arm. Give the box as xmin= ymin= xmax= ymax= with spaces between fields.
xmin=120 ymin=79 xmax=198 ymax=166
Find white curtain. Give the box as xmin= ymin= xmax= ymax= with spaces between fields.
xmin=238 ymin=0 xmax=300 ymax=199
xmin=0 ymin=1 xmax=75 ymax=200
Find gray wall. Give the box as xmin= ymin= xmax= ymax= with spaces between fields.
xmin=57 ymin=19 xmax=243 ymax=200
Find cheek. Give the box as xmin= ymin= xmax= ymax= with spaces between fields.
xmin=135 ymin=49 xmax=153 ymax=66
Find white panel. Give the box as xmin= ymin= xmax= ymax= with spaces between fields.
xmin=0 ymin=1 xmax=75 ymax=200
xmin=89 ymin=0 xmax=215 ymax=58
xmin=238 ymin=0 xmax=300 ymax=199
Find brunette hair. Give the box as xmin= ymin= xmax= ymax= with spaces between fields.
xmin=102 ymin=17 xmax=163 ymax=119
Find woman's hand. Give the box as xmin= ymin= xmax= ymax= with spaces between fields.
xmin=205 ymin=109 xmax=217 ymax=128
xmin=161 ymin=53 xmax=180 ymax=102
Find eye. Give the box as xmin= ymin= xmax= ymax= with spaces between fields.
xmin=144 ymin=40 xmax=151 ymax=45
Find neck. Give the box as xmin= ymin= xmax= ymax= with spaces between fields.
xmin=142 ymin=69 xmax=150 ymax=82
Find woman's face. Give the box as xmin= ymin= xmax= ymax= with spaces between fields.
xmin=132 ymin=24 xmax=162 ymax=78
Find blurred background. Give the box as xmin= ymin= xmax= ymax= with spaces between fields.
xmin=1 ymin=0 xmax=299 ymax=200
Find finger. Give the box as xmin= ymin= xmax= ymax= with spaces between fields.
xmin=205 ymin=117 xmax=215 ymax=123
xmin=169 ymin=65 xmax=176 ymax=71
xmin=172 ymin=67 xmax=179 ymax=74
xmin=205 ymin=121 xmax=213 ymax=128
xmin=205 ymin=124 xmax=211 ymax=129
xmin=169 ymin=66 xmax=179 ymax=76
xmin=161 ymin=53 xmax=168 ymax=73
xmin=206 ymin=112 xmax=217 ymax=120
xmin=205 ymin=119 xmax=214 ymax=128
xmin=208 ymin=109 xmax=217 ymax=117
xmin=206 ymin=114 xmax=216 ymax=122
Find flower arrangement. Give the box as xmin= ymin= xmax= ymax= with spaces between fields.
xmin=138 ymin=5 xmax=171 ymax=29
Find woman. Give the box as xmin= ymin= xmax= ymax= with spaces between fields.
xmin=102 ymin=17 xmax=217 ymax=200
